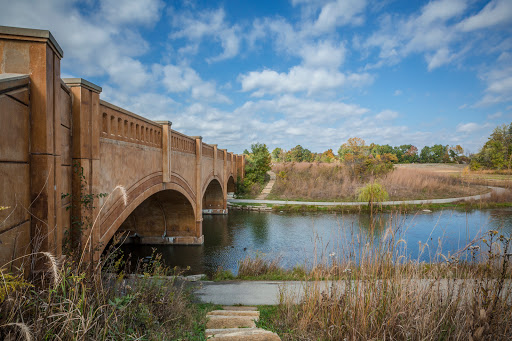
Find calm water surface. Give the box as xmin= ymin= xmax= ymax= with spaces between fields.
xmin=120 ymin=209 xmax=512 ymax=276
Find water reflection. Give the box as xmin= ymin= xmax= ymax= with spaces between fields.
xmin=120 ymin=208 xmax=512 ymax=276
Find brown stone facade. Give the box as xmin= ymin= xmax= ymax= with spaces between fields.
xmin=0 ymin=26 xmax=244 ymax=268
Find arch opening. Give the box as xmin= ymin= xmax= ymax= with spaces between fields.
xmin=202 ymin=179 xmax=226 ymax=215
xmin=116 ymin=189 xmax=201 ymax=245
xmin=227 ymin=176 xmax=236 ymax=198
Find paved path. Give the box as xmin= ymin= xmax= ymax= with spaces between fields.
xmin=230 ymin=186 xmax=506 ymax=207
xmin=194 ymin=279 xmax=512 ymax=306
xmin=255 ymin=171 xmax=276 ymax=200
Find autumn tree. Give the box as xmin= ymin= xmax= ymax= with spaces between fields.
xmin=471 ymin=123 xmax=512 ymax=170
xmin=338 ymin=137 xmax=368 ymax=161
xmin=271 ymin=147 xmax=283 ymax=162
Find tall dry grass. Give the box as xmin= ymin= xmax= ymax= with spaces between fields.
xmin=256 ymin=215 xmax=512 ymax=340
xmin=271 ymin=162 xmax=488 ymax=201
xmin=0 ymin=249 xmax=204 ymax=340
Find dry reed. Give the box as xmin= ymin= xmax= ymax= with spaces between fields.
xmin=255 ymin=214 xmax=512 ymax=340
xmin=271 ymin=163 xmax=489 ymax=201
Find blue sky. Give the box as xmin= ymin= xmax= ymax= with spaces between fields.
xmin=1 ymin=0 xmax=511 ymax=154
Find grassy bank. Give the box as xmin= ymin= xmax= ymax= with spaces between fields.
xmin=269 ymin=201 xmax=512 ymax=213
xmin=241 ymin=225 xmax=512 ymax=340
xmin=0 ymin=252 xmax=213 ymax=340
xmin=270 ymin=162 xmax=490 ymax=202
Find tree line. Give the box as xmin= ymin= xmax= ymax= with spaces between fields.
xmin=238 ymin=122 xmax=512 ymax=195
xmin=271 ymin=139 xmax=468 ymax=164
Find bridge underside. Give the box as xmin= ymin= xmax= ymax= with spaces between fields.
xmin=118 ymin=189 xmax=203 ymax=245
xmin=117 ymin=178 xmax=231 ymax=246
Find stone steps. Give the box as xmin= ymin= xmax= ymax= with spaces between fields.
xmin=205 ymin=306 xmax=281 ymax=340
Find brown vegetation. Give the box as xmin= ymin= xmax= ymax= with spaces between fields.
xmin=270 ymin=162 xmax=489 ymax=201
xmin=255 ymin=218 xmax=512 ymax=340
xmin=0 ymin=250 xmax=207 ymax=340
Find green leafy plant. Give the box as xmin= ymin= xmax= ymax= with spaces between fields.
xmin=357 ymin=182 xmax=389 ymax=215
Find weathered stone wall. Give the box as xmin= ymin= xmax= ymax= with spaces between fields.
xmin=0 ymin=75 xmax=31 ymax=269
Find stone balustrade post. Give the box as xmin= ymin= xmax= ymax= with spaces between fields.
xmin=63 ymin=78 xmax=102 ymax=264
xmin=193 ymin=136 xmax=203 ymax=240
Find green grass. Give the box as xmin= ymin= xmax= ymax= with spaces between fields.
xmin=270 ymin=201 xmax=512 ymax=213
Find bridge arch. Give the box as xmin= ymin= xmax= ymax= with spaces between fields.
xmin=202 ymin=176 xmax=226 ymax=213
xmin=227 ymin=175 xmax=236 ymax=194
xmin=98 ymin=182 xmax=198 ymax=255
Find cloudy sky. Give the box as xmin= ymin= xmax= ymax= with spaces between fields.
xmin=1 ymin=0 xmax=511 ymax=154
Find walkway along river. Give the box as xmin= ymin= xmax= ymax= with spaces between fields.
xmin=120 ymin=208 xmax=512 ymax=276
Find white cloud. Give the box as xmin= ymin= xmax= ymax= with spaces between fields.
xmin=476 ymin=53 xmax=512 ymax=106
xmin=239 ymin=66 xmax=373 ymax=96
xmin=362 ymin=0 xmax=468 ymax=70
xmin=300 ymin=41 xmax=346 ymax=68
xmin=488 ymin=111 xmax=503 ymax=120
xmin=0 ymin=0 xmax=164 ymax=92
xmin=236 ymin=95 xmax=368 ymax=121
xmin=456 ymin=122 xmax=480 ymax=134
xmin=171 ymin=8 xmax=241 ymax=62
xmin=393 ymin=90 xmax=402 ymax=96
xmin=162 ymin=64 xmax=230 ymax=103
xmin=457 ymin=0 xmax=512 ymax=32
xmin=426 ymin=48 xmax=457 ymax=71
xmin=100 ymin=0 xmax=164 ymax=26
xmin=375 ymin=110 xmax=398 ymax=120
xmin=312 ymin=0 xmax=367 ymax=33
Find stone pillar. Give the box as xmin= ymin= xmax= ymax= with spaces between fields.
xmin=0 ymin=27 xmax=64 ymax=260
xmin=233 ymin=153 xmax=238 ymax=180
xmin=222 ymin=149 xmax=228 ymax=211
xmin=212 ymin=144 xmax=218 ymax=177
xmin=157 ymin=121 xmax=172 ymax=183
xmin=193 ymin=136 xmax=203 ymax=242
xmin=63 ymin=78 xmax=102 ymax=264
xmin=241 ymin=154 xmax=246 ymax=180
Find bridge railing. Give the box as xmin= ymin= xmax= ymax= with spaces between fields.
xmin=171 ymin=130 xmax=196 ymax=154
xmin=202 ymin=143 xmax=214 ymax=158
xmin=100 ymin=100 xmax=162 ymax=148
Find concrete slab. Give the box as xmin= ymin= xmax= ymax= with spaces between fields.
xmin=206 ymin=315 xmax=257 ymax=329
xmin=208 ymin=310 xmax=260 ymax=317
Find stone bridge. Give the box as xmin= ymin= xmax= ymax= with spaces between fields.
xmin=0 ymin=26 xmax=245 ymax=267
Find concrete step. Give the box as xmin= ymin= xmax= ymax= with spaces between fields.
xmin=207 ymin=310 xmax=260 ymax=317
xmin=205 ymin=306 xmax=281 ymax=340
xmin=222 ymin=306 xmax=258 ymax=311
xmin=206 ymin=315 xmax=257 ymax=329
xmin=206 ymin=327 xmax=264 ymax=336
xmin=205 ymin=328 xmax=281 ymax=340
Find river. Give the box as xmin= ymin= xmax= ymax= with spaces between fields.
xmin=120 ymin=208 xmax=512 ymax=276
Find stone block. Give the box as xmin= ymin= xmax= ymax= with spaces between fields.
xmin=207 ymin=310 xmax=260 ymax=318
xmin=61 ymin=125 xmax=72 ymax=166
xmin=206 ymin=329 xmax=281 ymax=340
xmin=206 ymin=315 xmax=257 ymax=329
xmin=0 ymin=93 xmax=29 ymax=162
xmin=0 ymin=221 xmax=31 ymax=271
xmin=222 ymin=306 xmax=258 ymax=311
xmin=0 ymin=163 xmax=30 ymax=233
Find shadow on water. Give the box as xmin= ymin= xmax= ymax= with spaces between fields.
xmin=119 ymin=208 xmax=512 ymax=276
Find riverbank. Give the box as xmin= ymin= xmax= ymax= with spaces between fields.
xmin=192 ymin=224 xmax=512 ymax=340
xmin=269 ymin=162 xmax=491 ymax=202
xmin=228 ymin=185 xmax=511 ymax=213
